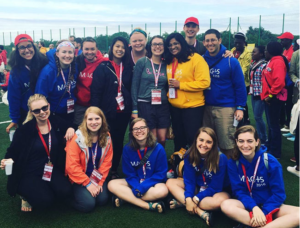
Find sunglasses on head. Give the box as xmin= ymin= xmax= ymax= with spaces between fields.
xmin=31 ymin=105 xmax=49 ymax=114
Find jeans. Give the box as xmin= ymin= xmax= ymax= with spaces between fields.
xmin=265 ymin=98 xmax=283 ymax=158
xmin=251 ymin=95 xmax=267 ymax=144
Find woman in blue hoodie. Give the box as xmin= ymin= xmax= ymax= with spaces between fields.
xmin=108 ymin=118 xmax=168 ymax=213
xmin=35 ymin=40 xmax=78 ymax=125
xmin=166 ymin=127 xmax=229 ymax=227
xmin=222 ymin=125 xmax=299 ymax=228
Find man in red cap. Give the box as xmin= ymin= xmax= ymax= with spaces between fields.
xmin=277 ymin=32 xmax=294 ymax=62
xmin=183 ymin=17 xmax=206 ymax=55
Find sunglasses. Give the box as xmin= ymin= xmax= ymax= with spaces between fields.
xmin=31 ymin=105 xmax=49 ymax=114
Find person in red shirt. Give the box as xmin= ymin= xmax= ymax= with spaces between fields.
xmin=0 ymin=69 xmax=10 ymax=92
xmin=277 ymin=32 xmax=294 ymax=63
xmin=0 ymin=45 xmax=7 ymax=66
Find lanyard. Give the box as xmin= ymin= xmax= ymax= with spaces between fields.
xmin=171 ymin=59 xmax=178 ymax=79
xmin=117 ymin=62 xmax=123 ymax=94
xmin=25 ymin=65 xmax=30 ymax=71
xmin=60 ymin=66 xmax=71 ymax=97
xmin=194 ymin=40 xmax=197 ymax=48
xmin=131 ymin=51 xmax=136 ymax=65
xmin=202 ymin=174 xmax=207 ymax=185
xmin=241 ymin=156 xmax=261 ymax=198
xmin=150 ymin=59 xmax=162 ymax=88
xmin=137 ymin=147 xmax=148 ymax=179
xmin=36 ymin=119 xmax=51 ymax=161
xmin=90 ymin=143 xmax=98 ymax=170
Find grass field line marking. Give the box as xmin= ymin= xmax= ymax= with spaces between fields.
xmin=0 ymin=120 xmax=11 ymax=124
xmin=0 ymin=102 xmax=3 ymax=104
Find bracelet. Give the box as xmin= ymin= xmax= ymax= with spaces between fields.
xmin=86 ymin=182 xmax=92 ymax=188
xmin=269 ymin=94 xmax=273 ymax=98
xmin=236 ymin=106 xmax=245 ymax=111
xmin=132 ymin=110 xmax=138 ymax=114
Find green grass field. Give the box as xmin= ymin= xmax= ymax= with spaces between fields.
xmin=0 ymin=97 xmax=299 ymax=228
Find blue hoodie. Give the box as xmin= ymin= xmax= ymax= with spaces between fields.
xmin=35 ymin=50 xmax=78 ymax=114
xmin=184 ymin=152 xmax=229 ymax=202
xmin=227 ymin=146 xmax=286 ymax=215
xmin=122 ymin=143 xmax=168 ymax=195
xmin=7 ymin=66 xmax=32 ymax=123
xmin=203 ymin=44 xmax=247 ymax=107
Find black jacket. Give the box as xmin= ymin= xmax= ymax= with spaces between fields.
xmin=90 ymin=61 xmax=133 ymax=119
xmin=5 ymin=115 xmax=70 ymax=197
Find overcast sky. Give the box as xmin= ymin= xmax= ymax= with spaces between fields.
xmin=0 ymin=0 xmax=299 ymax=44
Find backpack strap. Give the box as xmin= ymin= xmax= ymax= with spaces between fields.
xmin=136 ymin=142 xmax=158 ymax=169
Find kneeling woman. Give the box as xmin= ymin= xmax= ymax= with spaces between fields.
xmin=65 ymin=107 xmax=113 ymax=213
xmin=221 ymin=125 xmax=299 ymax=228
xmin=166 ymin=127 xmax=229 ymax=227
xmin=108 ymin=118 xmax=168 ymax=213
xmin=0 ymin=94 xmax=73 ymax=211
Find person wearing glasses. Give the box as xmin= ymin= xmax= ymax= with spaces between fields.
xmin=131 ymin=35 xmax=170 ymax=147
xmin=6 ymin=34 xmax=48 ymax=134
xmin=165 ymin=33 xmax=210 ymax=152
xmin=1 ymin=94 xmax=73 ymax=212
xmin=108 ymin=118 xmax=168 ymax=214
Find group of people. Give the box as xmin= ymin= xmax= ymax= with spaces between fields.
xmin=0 ymin=16 xmax=299 ymax=228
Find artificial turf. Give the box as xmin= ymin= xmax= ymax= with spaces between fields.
xmin=0 ymin=97 xmax=299 ymax=228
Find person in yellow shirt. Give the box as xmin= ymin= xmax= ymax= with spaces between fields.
xmin=38 ymin=41 xmax=47 ymax=56
xmin=165 ymin=33 xmax=210 ymax=151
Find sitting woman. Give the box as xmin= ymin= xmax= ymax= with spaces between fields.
xmin=0 ymin=94 xmax=73 ymax=212
xmin=166 ymin=127 xmax=230 ymax=227
xmin=108 ymin=118 xmax=168 ymax=213
xmin=221 ymin=125 xmax=299 ymax=228
xmin=65 ymin=107 xmax=113 ymax=213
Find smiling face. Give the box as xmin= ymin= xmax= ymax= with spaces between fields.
xmin=203 ymin=33 xmax=221 ymax=56
xmin=252 ymin=47 xmax=262 ymax=61
xmin=56 ymin=46 xmax=74 ymax=68
xmin=151 ymin=37 xmax=164 ymax=57
xmin=86 ymin=112 xmax=102 ymax=133
xmin=30 ymin=99 xmax=50 ymax=123
xmin=132 ymin=120 xmax=149 ymax=142
xmin=82 ymin=41 xmax=97 ymax=62
xmin=18 ymin=41 xmax=35 ymax=62
xmin=183 ymin=23 xmax=199 ymax=39
xmin=168 ymin=38 xmax=182 ymax=56
xmin=112 ymin=40 xmax=125 ymax=60
xmin=130 ymin=33 xmax=147 ymax=52
xmin=234 ymin=39 xmax=245 ymax=52
xmin=236 ymin=132 xmax=259 ymax=159
xmin=196 ymin=132 xmax=213 ymax=157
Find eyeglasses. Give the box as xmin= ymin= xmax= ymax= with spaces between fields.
xmin=18 ymin=44 xmax=34 ymax=51
xmin=132 ymin=126 xmax=148 ymax=132
xmin=168 ymin=42 xmax=180 ymax=49
xmin=31 ymin=105 xmax=49 ymax=114
xmin=152 ymin=43 xmax=164 ymax=47
xmin=204 ymin=39 xmax=218 ymax=43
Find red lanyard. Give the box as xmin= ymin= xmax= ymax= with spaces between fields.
xmin=137 ymin=147 xmax=148 ymax=179
xmin=202 ymin=174 xmax=207 ymax=185
xmin=172 ymin=59 xmax=178 ymax=79
xmin=150 ymin=59 xmax=162 ymax=88
xmin=241 ymin=156 xmax=261 ymax=198
xmin=90 ymin=143 xmax=98 ymax=170
xmin=36 ymin=119 xmax=51 ymax=161
xmin=60 ymin=66 xmax=71 ymax=97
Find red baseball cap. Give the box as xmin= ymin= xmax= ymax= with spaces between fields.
xmin=277 ymin=32 xmax=294 ymax=40
xmin=14 ymin=34 xmax=33 ymax=46
xmin=184 ymin=17 xmax=199 ymax=26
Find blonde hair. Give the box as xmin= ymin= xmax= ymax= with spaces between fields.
xmin=130 ymin=27 xmax=148 ymax=42
xmin=23 ymin=94 xmax=49 ymax=124
xmin=78 ymin=107 xmax=109 ymax=148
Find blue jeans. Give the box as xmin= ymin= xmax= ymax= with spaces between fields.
xmin=265 ymin=97 xmax=283 ymax=158
xmin=251 ymin=95 xmax=267 ymax=144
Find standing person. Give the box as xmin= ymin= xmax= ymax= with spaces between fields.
xmin=221 ymin=126 xmax=299 ymax=228
xmin=91 ymin=37 xmax=132 ymax=179
xmin=183 ymin=17 xmax=206 ymax=55
xmin=129 ymin=28 xmax=147 ymax=68
xmin=232 ymin=32 xmax=252 ymax=125
xmin=74 ymin=37 xmax=105 ymax=126
xmin=1 ymin=94 xmax=73 ymax=212
xmin=38 ymin=41 xmax=47 ymax=55
xmin=165 ymin=32 xmax=210 ymax=151
xmin=49 ymin=44 xmax=54 ymax=50
xmin=108 ymin=118 xmax=168 ymax=213
xmin=0 ymin=45 xmax=7 ymax=69
xmin=74 ymin=38 xmax=83 ymax=57
xmin=6 ymin=34 xmax=48 ymax=133
xmin=0 ymin=69 xmax=10 ymax=92
xmin=35 ymin=40 xmax=78 ymax=125
xmin=65 ymin=107 xmax=113 ymax=212
xmin=69 ymin=35 xmax=75 ymax=46
xmin=261 ymin=42 xmax=288 ymax=159
xmin=249 ymin=46 xmax=268 ymax=145
xmin=278 ymin=32 xmax=294 ymax=62
xmin=131 ymin=35 xmax=170 ymax=147
xmin=202 ymin=29 xmax=247 ymax=158
xmin=166 ymin=127 xmax=230 ymax=227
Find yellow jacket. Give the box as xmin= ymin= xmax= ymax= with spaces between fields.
xmin=167 ymin=53 xmax=210 ymax=108
xmin=231 ymin=47 xmax=252 ymax=86
xmin=39 ymin=47 xmax=47 ymax=55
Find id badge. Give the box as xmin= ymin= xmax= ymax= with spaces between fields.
xmin=140 ymin=179 xmax=145 ymax=183
xmin=169 ymin=88 xmax=177 ymax=99
xmin=151 ymin=89 xmax=162 ymax=105
xmin=249 ymin=80 xmax=253 ymax=94
xmin=199 ymin=185 xmax=208 ymax=192
xmin=42 ymin=163 xmax=53 ymax=182
xmin=116 ymin=93 xmax=125 ymax=110
xmin=90 ymin=169 xmax=103 ymax=186
xmin=67 ymin=98 xmax=75 ymax=114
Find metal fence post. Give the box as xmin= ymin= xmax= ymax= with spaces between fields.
xmin=282 ymin=13 xmax=285 ymax=33
xmin=210 ymin=19 xmax=212 ymax=29
xmin=73 ymin=28 xmax=75 ymax=36
xmin=95 ymin=27 xmax=96 ymax=38
xmin=84 ymin=27 xmax=85 ymax=38
xmin=33 ymin=31 xmax=35 ymax=41
xmin=258 ymin=15 xmax=261 ymax=45
xmin=69 ymin=28 xmax=71 ymax=36
xmin=145 ymin=23 xmax=147 ymax=32
xmin=160 ymin=22 xmax=161 ymax=36
xmin=237 ymin=17 xmax=239 ymax=32
xmin=50 ymin=29 xmax=52 ymax=41
xmin=2 ymin=32 xmax=4 ymax=45
xmin=228 ymin=18 xmax=231 ymax=49
xmin=118 ymin=25 xmax=120 ymax=34
xmin=175 ymin=21 xmax=177 ymax=32
xmin=131 ymin=24 xmax=133 ymax=31
xmin=106 ymin=26 xmax=108 ymax=51
xmin=10 ymin=32 xmax=12 ymax=44
xmin=41 ymin=30 xmax=43 ymax=40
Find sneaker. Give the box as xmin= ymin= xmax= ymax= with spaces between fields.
xmin=281 ymin=126 xmax=290 ymax=132
xmin=287 ymin=136 xmax=295 ymax=142
xmin=282 ymin=133 xmax=294 ymax=137
xmin=290 ymin=157 xmax=296 ymax=162
xmin=287 ymin=166 xmax=300 ymax=177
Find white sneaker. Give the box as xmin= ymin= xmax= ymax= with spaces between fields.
xmin=281 ymin=127 xmax=290 ymax=132
xmin=287 ymin=166 xmax=300 ymax=177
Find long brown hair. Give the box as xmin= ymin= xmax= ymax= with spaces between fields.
xmin=232 ymin=125 xmax=261 ymax=161
xmin=129 ymin=118 xmax=156 ymax=150
xmin=187 ymin=127 xmax=219 ymax=173
xmin=78 ymin=107 xmax=109 ymax=147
